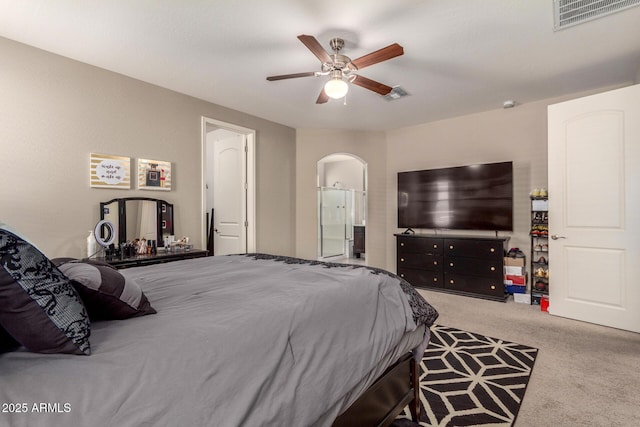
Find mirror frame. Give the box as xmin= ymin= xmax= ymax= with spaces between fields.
xmin=100 ymin=197 xmax=174 ymax=247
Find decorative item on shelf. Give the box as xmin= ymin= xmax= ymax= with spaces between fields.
xmin=170 ymin=236 xmax=193 ymax=252
xmin=138 ymin=238 xmax=148 ymax=255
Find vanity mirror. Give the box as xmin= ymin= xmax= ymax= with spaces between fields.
xmin=100 ymin=197 xmax=174 ymax=248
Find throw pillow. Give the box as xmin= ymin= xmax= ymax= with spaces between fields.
xmin=54 ymin=259 xmax=157 ymax=320
xmin=0 ymin=229 xmax=91 ymax=355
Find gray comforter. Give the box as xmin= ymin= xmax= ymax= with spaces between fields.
xmin=0 ymin=254 xmax=438 ymax=427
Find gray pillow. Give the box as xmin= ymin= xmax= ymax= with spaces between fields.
xmin=0 ymin=229 xmax=91 ymax=355
xmin=54 ymin=259 xmax=157 ymax=321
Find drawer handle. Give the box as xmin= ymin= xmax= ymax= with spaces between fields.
xmin=433 ymin=277 xmax=438 ymax=282
xmin=433 ymin=261 xmax=438 ymax=265
xmin=490 ymin=248 xmax=495 ymax=252
xmin=400 ymin=258 xmax=404 ymax=262
xmin=400 ymin=243 xmax=404 ymax=246
xmin=490 ymin=285 xmax=496 ymax=290
xmin=450 ymin=279 xmax=454 ymax=284
xmin=433 ymin=244 xmax=438 ymax=249
xmin=490 ymin=266 xmax=495 ymax=271
xmin=400 ymin=273 xmax=404 ymax=277
xmin=449 ymin=245 xmax=454 ymax=249
xmin=449 ymin=262 xmax=454 ymax=267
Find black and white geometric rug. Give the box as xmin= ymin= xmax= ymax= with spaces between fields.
xmin=394 ymin=325 xmax=538 ymax=427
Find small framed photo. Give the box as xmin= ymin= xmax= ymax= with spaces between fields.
xmin=90 ymin=153 xmax=131 ymax=189
xmin=138 ymin=159 xmax=171 ymax=191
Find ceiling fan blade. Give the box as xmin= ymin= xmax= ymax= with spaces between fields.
xmin=351 ymin=75 xmax=393 ymax=96
xmin=298 ymin=34 xmax=333 ymax=64
xmin=266 ymin=72 xmax=317 ymax=81
xmin=316 ymin=88 xmax=329 ymax=104
xmin=351 ymin=43 xmax=404 ymax=70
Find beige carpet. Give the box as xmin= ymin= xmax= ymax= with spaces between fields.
xmin=417 ymin=289 xmax=640 ymax=427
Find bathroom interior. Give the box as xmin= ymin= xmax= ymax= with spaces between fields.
xmin=317 ymin=154 xmax=367 ymax=264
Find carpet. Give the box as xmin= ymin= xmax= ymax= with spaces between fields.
xmin=394 ymin=325 xmax=538 ymax=427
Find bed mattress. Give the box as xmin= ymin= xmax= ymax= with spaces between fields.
xmin=0 ymin=254 xmax=437 ymax=427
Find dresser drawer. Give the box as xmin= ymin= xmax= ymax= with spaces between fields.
xmin=444 ymin=238 xmax=503 ymax=260
xmin=398 ymin=268 xmax=443 ymax=289
xmin=397 ymin=253 xmax=442 ymax=271
xmin=444 ymin=255 xmax=502 ymax=276
xmin=397 ymin=236 xmax=443 ymax=255
xmin=444 ymin=272 xmax=504 ymax=298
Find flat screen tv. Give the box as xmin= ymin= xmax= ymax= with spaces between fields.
xmin=398 ymin=161 xmax=513 ymax=231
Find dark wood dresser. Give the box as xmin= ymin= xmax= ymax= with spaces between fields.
xmin=96 ymin=249 xmax=208 ymax=269
xmin=396 ymin=234 xmax=507 ymax=301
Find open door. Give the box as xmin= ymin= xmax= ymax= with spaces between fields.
xmin=202 ymin=118 xmax=256 ymax=255
xmin=548 ymin=84 xmax=640 ymax=332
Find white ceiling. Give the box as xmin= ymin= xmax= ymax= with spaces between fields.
xmin=1 ymin=0 xmax=639 ymax=131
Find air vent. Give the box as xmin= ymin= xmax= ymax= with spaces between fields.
xmin=554 ymin=0 xmax=640 ymax=30
xmin=384 ymin=86 xmax=409 ymax=101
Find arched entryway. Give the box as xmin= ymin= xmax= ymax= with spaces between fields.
xmin=317 ymin=153 xmax=367 ymax=263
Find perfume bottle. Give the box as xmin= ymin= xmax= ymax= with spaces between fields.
xmin=146 ymin=163 xmax=161 ymax=187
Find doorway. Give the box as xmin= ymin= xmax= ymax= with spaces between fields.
xmin=201 ymin=117 xmax=256 ymax=255
xmin=317 ymin=154 xmax=367 ymax=263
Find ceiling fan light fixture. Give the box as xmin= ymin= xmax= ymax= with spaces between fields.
xmin=324 ymin=77 xmax=349 ymax=99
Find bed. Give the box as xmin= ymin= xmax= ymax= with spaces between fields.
xmin=0 ymin=227 xmax=438 ymax=427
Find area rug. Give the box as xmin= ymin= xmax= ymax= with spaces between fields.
xmin=393 ymin=325 xmax=538 ymax=427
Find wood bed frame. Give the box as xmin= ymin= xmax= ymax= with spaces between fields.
xmin=332 ymin=352 xmax=420 ymax=427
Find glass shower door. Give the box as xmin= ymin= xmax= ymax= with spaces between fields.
xmin=319 ymin=188 xmax=347 ymax=258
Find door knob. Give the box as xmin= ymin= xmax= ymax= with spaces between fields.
xmin=551 ymin=234 xmax=566 ymax=240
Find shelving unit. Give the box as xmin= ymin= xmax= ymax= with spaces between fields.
xmin=530 ymin=196 xmax=549 ymax=306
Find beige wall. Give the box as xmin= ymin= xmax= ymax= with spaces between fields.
xmin=295 ymin=129 xmax=387 ymax=267
xmin=384 ymin=103 xmax=546 ymax=271
xmin=0 ymin=37 xmax=296 ymax=258
xmin=384 ymin=85 xmax=631 ymax=272
xmin=295 ymin=85 xmax=630 ymax=273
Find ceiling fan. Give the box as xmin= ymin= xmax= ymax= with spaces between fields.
xmin=266 ymin=34 xmax=404 ymax=104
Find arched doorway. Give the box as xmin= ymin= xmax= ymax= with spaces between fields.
xmin=317 ymin=153 xmax=367 ymax=263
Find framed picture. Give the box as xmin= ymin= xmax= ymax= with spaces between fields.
xmin=90 ymin=153 xmax=131 ymax=189
xmin=138 ymin=158 xmax=171 ymax=191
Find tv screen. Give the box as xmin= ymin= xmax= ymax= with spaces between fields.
xmin=398 ymin=161 xmax=513 ymax=231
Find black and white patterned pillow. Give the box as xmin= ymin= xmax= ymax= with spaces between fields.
xmin=0 ymin=229 xmax=91 ymax=355
xmin=54 ymin=259 xmax=157 ymax=321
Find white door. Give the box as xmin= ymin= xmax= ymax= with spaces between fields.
xmin=212 ymin=132 xmax=246 ymax=255
xmin=548 ymin=84 xmax=640 ymax=333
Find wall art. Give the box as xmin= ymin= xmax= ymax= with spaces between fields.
xmin=90 ymin=153 xmax=131 ymax=189
xmin=137 ymin=158 xmax=171 ymax=191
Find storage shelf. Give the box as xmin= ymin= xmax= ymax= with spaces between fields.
xmin=531 ymin=196 xmax=549 ymax=306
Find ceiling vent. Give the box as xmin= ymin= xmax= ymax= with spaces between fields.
xmin=384 ymin=86 xmax=409 ymax=101
xmin=554 ymin=0 xmax=640 ymax=30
